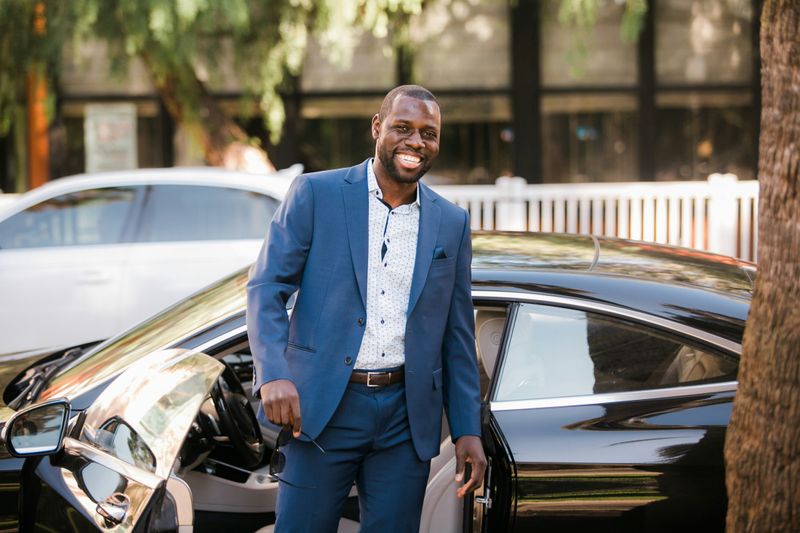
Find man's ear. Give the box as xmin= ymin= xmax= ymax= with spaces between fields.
xmin=371 ymin=114 xmax=380 ymax=140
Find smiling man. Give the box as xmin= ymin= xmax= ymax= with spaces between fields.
xmin=247 ymin=85 xmax=486 ymax=532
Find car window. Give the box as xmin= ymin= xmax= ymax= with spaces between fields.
xmin=0 ymin=187 xmax=138 ymax=249
xmin=494 ymin=303 xmax=738 ymax=402
xmin=137 ymin=184 xmax=278 ymax=242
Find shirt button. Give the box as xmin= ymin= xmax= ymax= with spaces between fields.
xmin=381 ymin=290 xmax=385 ymax=295
xmin=357 ymin=317 xmax=365 ymax=326
xmin=380 ymin=319 xmax=385 ymax=324
xmin=344 ymin=356 xmax=353 ymax=365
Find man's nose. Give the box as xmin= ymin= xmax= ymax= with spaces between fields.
xmin=405 ymin=130 xmax=423 ymax=148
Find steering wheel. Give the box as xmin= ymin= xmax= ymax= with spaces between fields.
xmin=210 ymin=362 xmax=265 ymax=469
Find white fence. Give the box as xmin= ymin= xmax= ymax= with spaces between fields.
xmin=432 ymin=174 xmax=759 ymax=263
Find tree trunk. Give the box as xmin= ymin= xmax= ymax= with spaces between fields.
xmin=141 ymin=54 xmax=274 ymax=172
xmin=724 ymin=1 xmax=800 ymax=531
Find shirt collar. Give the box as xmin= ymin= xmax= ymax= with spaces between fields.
xmin=368 ymin=158 xmax=421 ymax=207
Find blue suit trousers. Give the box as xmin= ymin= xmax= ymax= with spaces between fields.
xmin=274 ymin=381 xmax=431 ymax=532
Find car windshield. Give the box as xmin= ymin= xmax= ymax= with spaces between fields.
xmin=37 ymin=268 xmax=250 ymax=404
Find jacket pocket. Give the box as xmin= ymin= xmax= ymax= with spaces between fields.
xmin=432 ymin=368 xmax=443 ymax=390
xmin=287 ymin=342 xmax=316 ymax=354
xmin=430 ymin=256 xmax=456 ymax=269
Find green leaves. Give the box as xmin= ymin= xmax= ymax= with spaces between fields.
xmin=557 ymin=0 xmax=598 ymax=30
xmin=620 ymin=0 xmax=646 ymax=44
xmin=556 ymin=0 xmax=647 ymax=79
xmin=0 ymin=0 xmax=427 ymax=143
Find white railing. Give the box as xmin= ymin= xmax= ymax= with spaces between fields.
xmin=432 ymin=174 xmax=759 ymax=262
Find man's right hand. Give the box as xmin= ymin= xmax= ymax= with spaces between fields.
xmin=260 ymin=380 xmax=302 ymax=437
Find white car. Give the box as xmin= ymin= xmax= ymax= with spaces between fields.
xmin=0 ymin=165 xmax=300 ymax=355
xmin=0 ymin=193 xmax=20 ymax=211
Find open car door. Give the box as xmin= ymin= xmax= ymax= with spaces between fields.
xmin=14 ymin=349 xmax=223 ymax=532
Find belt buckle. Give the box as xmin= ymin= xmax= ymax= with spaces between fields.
xmin=366 ymin=372 xmax=386 ymax=387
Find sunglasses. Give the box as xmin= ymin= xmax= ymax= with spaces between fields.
xmin=268 ymin=427 xmax=326 ymax=487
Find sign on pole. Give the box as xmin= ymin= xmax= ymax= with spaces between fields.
xmin=84 ymin=103 xmax=138 ymax=173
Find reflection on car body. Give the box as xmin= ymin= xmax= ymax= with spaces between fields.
xmin=0 ymin=232 xmax=753 ymax=532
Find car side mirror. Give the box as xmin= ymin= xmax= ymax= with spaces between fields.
xmin=2 ymin=399 xmax=70 ymax=457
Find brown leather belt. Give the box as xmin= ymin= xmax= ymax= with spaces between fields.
xmin=349 ymin=368 xmax=405 ymax=387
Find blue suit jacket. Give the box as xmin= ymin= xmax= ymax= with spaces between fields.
xmin=246 ymin=160 xmax=481 ymax=461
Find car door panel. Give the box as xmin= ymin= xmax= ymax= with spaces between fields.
xmin=477 ymin=300 xmax=738 ymax=532
xmin=469 ymin=412 xmax=515 ymax=533
xmin=20 ymin=349 xmax=224 ymax=531
xmin=487 ymin=390 xmax=733 ymax=532
xmin=0 ymin=458 xmax=25 ymax=530
xmin=0 ymin=185 xmax=143 ymax=354
xmin=23 ymin=441 xmax=164 ymax=532
xmin=0 ymin=246 xmax=128 ymax=354
xmin=120 ymin=240 xmax=259 ymax=333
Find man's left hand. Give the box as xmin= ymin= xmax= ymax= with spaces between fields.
xmin=454 ymin=435 xmax=487 ymax=498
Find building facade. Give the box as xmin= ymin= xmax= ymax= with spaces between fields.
xmin=0 ymin=0 xmax=760 ymax=191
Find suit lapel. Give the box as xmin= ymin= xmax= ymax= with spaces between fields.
xmin=407 ymin=182 xmax=440 ymax=316
xmin=342 ymin=161 xmax=370 ymax=308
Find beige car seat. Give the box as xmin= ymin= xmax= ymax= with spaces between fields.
xmin=475 ymin=309 xmax=507 ymax=379
xmin=660 ymin=345 xmax=725 ymax=385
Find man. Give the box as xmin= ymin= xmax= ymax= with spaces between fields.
xmin=247 ymin=85 xmax=486 ymax=532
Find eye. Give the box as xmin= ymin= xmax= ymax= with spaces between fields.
xmin=423 ymin=130 xmax=438 ymax=140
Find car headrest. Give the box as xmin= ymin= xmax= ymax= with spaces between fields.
xmin=475 ymin=310 xmax=506 ymax=379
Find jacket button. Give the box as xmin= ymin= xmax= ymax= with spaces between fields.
xmin=357 ymin=317 xmax=365 ymax=326
xmin=344 ymin=356 xmax=353 ymax=365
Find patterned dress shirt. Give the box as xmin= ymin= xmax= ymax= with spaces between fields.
xmin=354 ymin=160 xmax=420 ymax=370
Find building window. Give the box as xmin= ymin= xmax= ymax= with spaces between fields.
xmin=541 ymin=94 xmax=638 ymax=183
xmin=298 ymin=97 xmax=381 ymax=172
xmin=652 ymin=0 xmax=756 ymax=181
xmin=537 ymin=0 xmax=639 ymax=183
xmin=410 ymin=0 xmax=511 ymax=90
xmin=432 ymin=95 xmax=513 ymax=184
xmin=540 ymin=0 xmax=637 ymax=88
xmin=655 ymin=91 xmax=755 ymax=180
xmin=656 ymin=0 xmax=753 ymax=84
xmin=300 ymin=33 xmax=395 ymax=92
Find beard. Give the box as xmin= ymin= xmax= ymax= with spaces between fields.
xmin=377 ymin=147 xmax=433 ymax=184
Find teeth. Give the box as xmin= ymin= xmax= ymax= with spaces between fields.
xmin=398 ymin=154 xmax=421 ymax=163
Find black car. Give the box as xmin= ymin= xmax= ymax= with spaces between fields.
xmin=0 ymin=232 xmax=752 ymax=532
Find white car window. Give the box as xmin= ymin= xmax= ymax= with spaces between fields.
xmin=137 ymin=185 xmax=278 ymax=242
xmin=0 ymin=187 xmax=138 ymax=249
xmin=494 ymin=303 xmax=738 ymax=402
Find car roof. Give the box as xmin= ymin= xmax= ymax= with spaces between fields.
xmin=471 ymin=232 xmax=752 ymax=344
xmin=0 ymin=165 xmax=301 ymax=218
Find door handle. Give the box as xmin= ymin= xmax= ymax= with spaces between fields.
xmin=475 ymin=461 xmax=493 ymax=509
xmin=78 ymin=270 xmax=112 ymax=284
xmin=96 ymin=492 xmax=130 ymax=527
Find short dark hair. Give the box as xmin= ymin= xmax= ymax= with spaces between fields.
xmin=379 ymin=85 xmax=439 ymax=121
